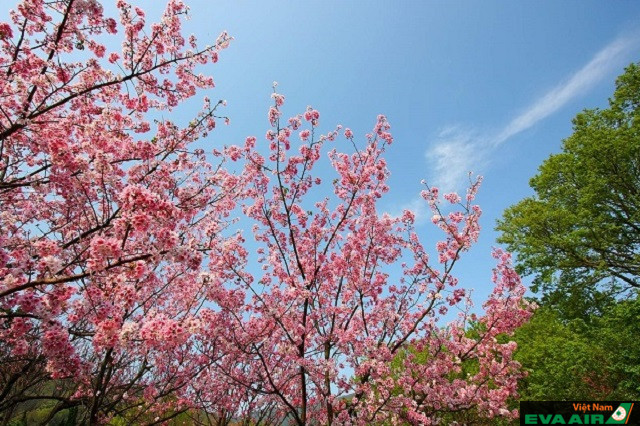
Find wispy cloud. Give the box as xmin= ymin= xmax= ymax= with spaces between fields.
xmin=493 ymin=35 xmax=638 ymax=146
xmin=428 ymin=126 xmax=485 ymax=192
xmin=422 ymin=33 xmax=640 ymax=197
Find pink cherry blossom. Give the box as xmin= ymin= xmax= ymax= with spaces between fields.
xmin=195 ymin=93 xmax=533 ymax=425
xmin=0 ymin=0 xmax=235 ymax=422
xmin=0 ymin=1 xmax=532 ymax=424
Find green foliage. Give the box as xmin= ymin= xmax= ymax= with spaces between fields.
xmin=593 ymin=292 xmax=640 ymax=398
xmin=107 ymin=416 xmax=128 ymax=426
xmin=497 ymin=62 xmax=640 ymax=311
xmin=513 ymin=294 xmax=640 ymax=401
xmin=498 ymin=63 xmax=640 ymax=405
xmin=513 ymin=307 xmax=608 ymax=400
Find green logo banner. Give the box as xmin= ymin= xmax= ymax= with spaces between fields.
xmin=520 ymin=401 xmax=637 ymax=425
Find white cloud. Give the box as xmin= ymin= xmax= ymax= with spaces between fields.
xmin=424 ymin=33 xmax=639 ymax=195
xmin=394 ymin=33 xmax=640 ymax=223
xmin=493 ymin=35 xmax=638 ymax=146
xmin=426 ymin=126 xmax=486 ymax=194
xmin=393 ymin=127 xmax=486 ymax=223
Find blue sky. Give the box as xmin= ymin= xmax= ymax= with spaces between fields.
xmin=176 ymin=1 xmax=640 ymax=301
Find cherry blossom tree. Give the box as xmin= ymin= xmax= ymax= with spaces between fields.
xmin=0 ymin=1 xmax=533 ymax=424
xmin=193 ymin=90 xmax=534 ymax=425
xmin=0 ymin=0 xmax=238 ymax=423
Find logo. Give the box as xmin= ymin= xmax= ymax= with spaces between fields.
xmin=608 ymin=403 xmax=633 ymax=424
xmin=520 ymin=401 xmax=637 ymax=425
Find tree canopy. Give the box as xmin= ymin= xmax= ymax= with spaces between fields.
xmin=512 ymin=295 xmax=640 ymax=401
xmin=497 ymin=62 xmax=640 ymax=311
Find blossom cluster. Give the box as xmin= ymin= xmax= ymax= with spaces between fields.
xmin=0 ymin=1 xmax=532 ymax=424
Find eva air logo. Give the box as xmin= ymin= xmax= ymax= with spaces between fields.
xmin=521 ymin=401 xmax=637 ymax=425
xmin=606 ymin=403 xmax=633 ymax=424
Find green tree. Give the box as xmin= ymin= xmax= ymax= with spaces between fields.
xmin=594 ymin=292 xmax=640 ymax=398
xmin=497 ymin=62 xmax=640 ymax=313
xmin=512 ymin=294 xmax=640 ymax=401
xmin=513 ymin=307 xmax=611 ymax=400
xmin=499 ymin=63 xmax=640 ymax=402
